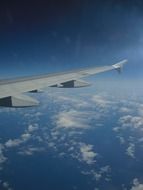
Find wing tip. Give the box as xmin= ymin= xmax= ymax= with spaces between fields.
xmin=112 ymin=59 xmax=128 ymax=73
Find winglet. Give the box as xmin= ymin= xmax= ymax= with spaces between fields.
xmin=112 ymin=59 xmax=128 ymax=73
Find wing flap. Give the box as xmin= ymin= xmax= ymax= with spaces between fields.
xmin=0 ymin=94 xmax=39 ymax=107
xmin=51 ymin=80 xmax=91 ymax=88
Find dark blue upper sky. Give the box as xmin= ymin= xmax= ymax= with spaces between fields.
xmin=0 ymin=0 xmax=143 ymax=78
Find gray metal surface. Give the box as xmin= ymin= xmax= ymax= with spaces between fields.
xmin=0 ymin=60 xmax=127 ymax=107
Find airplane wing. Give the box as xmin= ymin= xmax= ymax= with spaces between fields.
xmin=0 ymin=59 xmax=127 ymax=107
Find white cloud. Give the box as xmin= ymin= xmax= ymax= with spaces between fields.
xmin=18 ymin=146 xmax=45 ymax=156
xmin=21 ymin=133 xmax=31 ymax=141
xmin=118 ymin=115 xmax=132 ymax=128
xmin=5 ymin=130 xmax=32 ymax=149
xmin=28 ymin=124 xmax=39 ymax=132
xmin=5 ymin=139 xmax=21 ymax=148
xmin=79 ymin=143 xmax=97 ymax=165
xmin=55 ymin=110 xmax=91 ymax=129
xmin=81 ymin=165 xmax=111 ymax=182
xmin=48 ymin=142 xmax=56 ymax=148
xmin=91 ymin=95 xmax=112 ymax=108
xmin=130 ymin=178 xmax=143 ymax=190
xmin=0 ymin=144 xmax=7 ymax=165
xmin=0 ymin=92 xmax=117 ymax=189
xmin=119 ymin=107 xmax=132 ymax=113
xmin=113 ymin=126 xmax=120 ymax=132
xmin=2 ymin=181 xmax=13 ymax=190
xmin=100 ymin=165 xmax=111 ymax=174
xmin=93 ymin=165 xmax=111 ymax=181
xmin=5 ymin=133 xmax=31 ymax=148
xmin=126 ymin=143 xmax=135 ymax=158
xmin=119 ymin=115 xmax=143 ymax=130
xmin=46 ymin=93 xmax=90 ymax=110
xmin=138 ymin=104 xmax=143 ymax=116
xmin=118 ymin=136 xmax=125 ymax=144
xmin=93 ymin=172 xmax=102 ymax=181
xmin=3 ymin=182 xmax=9 ymax=188
xmin=0 ymin=92 xmax=118 ymax=187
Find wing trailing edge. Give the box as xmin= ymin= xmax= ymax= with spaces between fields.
xmin=0 ymin=94 xmax=39 ymax=107
xmin=51 ymin=80 xmax=91 ymax=88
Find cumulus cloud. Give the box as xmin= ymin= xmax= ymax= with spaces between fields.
xmin=93 ymin=165 xmax=111 ymax=181
xmin=119 ymin=115 xmax=143 ymax=130
xmin=18 ymin=146 xmax=45 ymax=156
xmin=5 ymin=133 xmax=31 ymax=148
xmin=5 ymin=139 xmax=21 ymax=148
xmin=100 ymin=165 xmax=111 ymax=174
xmin=130 ymin=178 xmax=143 ymax=190
xmin=0 ymin=180 xmax=13 ymax=190
xmin=119 ymin=107 xmax=132 ymax=113
xmin=79 ymin=143 xmax=97 ymax=165
xmin=126 ymin=143 xmax=135 ymax=158
xmin=21 ymin=133 xmax=31 ymax=141
xmin=5 ymin=123 xmax=40 ymax=149
xmin=54 ymin=95 xmax=83 ymax=105
xmin=0 ymin=92 xmax=121 ymax=188
xmin=55 ymin=110 xmax=91 ymax=129
xmin=117 ymin=136 xmax=125 ymax=144
xmin=137 ymin=104 xmax=143 ymax=116
xmin=91 ymin=95 xmax=112 ymax=108
xmin=28 ymin=124 xmax=39 ymax=132
xmin=0 ymin=92 xmax=117 ymax=189
xmin=81 ymin=165 xmax=111 ymax=182
xmin=0 ymin=144 xmax=7 ymax=166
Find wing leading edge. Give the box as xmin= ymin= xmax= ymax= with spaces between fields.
xmin=0 ymin=59 xmax=127 ymax=107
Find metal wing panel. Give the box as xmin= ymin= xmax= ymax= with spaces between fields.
xmin=0 ymin=60 xmax=127 ymax=99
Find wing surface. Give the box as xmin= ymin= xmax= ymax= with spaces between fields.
xmin=0 ymin=59 xmax=127 ymax=107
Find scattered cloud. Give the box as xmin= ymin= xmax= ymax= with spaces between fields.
xmin=28 ymin=124 xmax=39 ymax=132
xmin=78 ymin=143 xmax=97 ymax=165
xmin=0 ymin=93 xmax=115 ymax=188
xmin=1 ymin=181 xmax=13 ymax=190
xmin=81 ymin=165 xmax=111 ymax=182
xmin=119 ymin=107 xmax=132 ymax=114
xmin=130 ymin=178 xmax=143 ymax=190
xmin=0 ymin=144 xmax=7 ymax=167
xmin=54 ymin=110 xmax=91 ymax=129
xmin=5 ymin=139 xmax=21 ymax=148
xmin=126 ymin=143 xmax=135 ymax=158
xmin=119 ymin=115 xmax=143 ymax=130
xmin=5 ymin=123 xmax=40 ymax=149
xmin=117 ymin=136 xmax=125 ymax=144
xmin=137 ymin=104 xmax=143 ymax=117
xmin=1 ymin=91 xmax=143 ymax=189
xmin=5 ymin=132 xmax=32 ymax=148
xmin=91 ymin=95 xmax=112 ymax=108
xmin=21 ymin=133 xmax=31 ymax=141
xmin=18 ymin=146 xmax=45 ymax=156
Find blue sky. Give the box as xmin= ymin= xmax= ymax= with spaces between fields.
xmin=0 ymin=0 xmax=142 ymax=79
